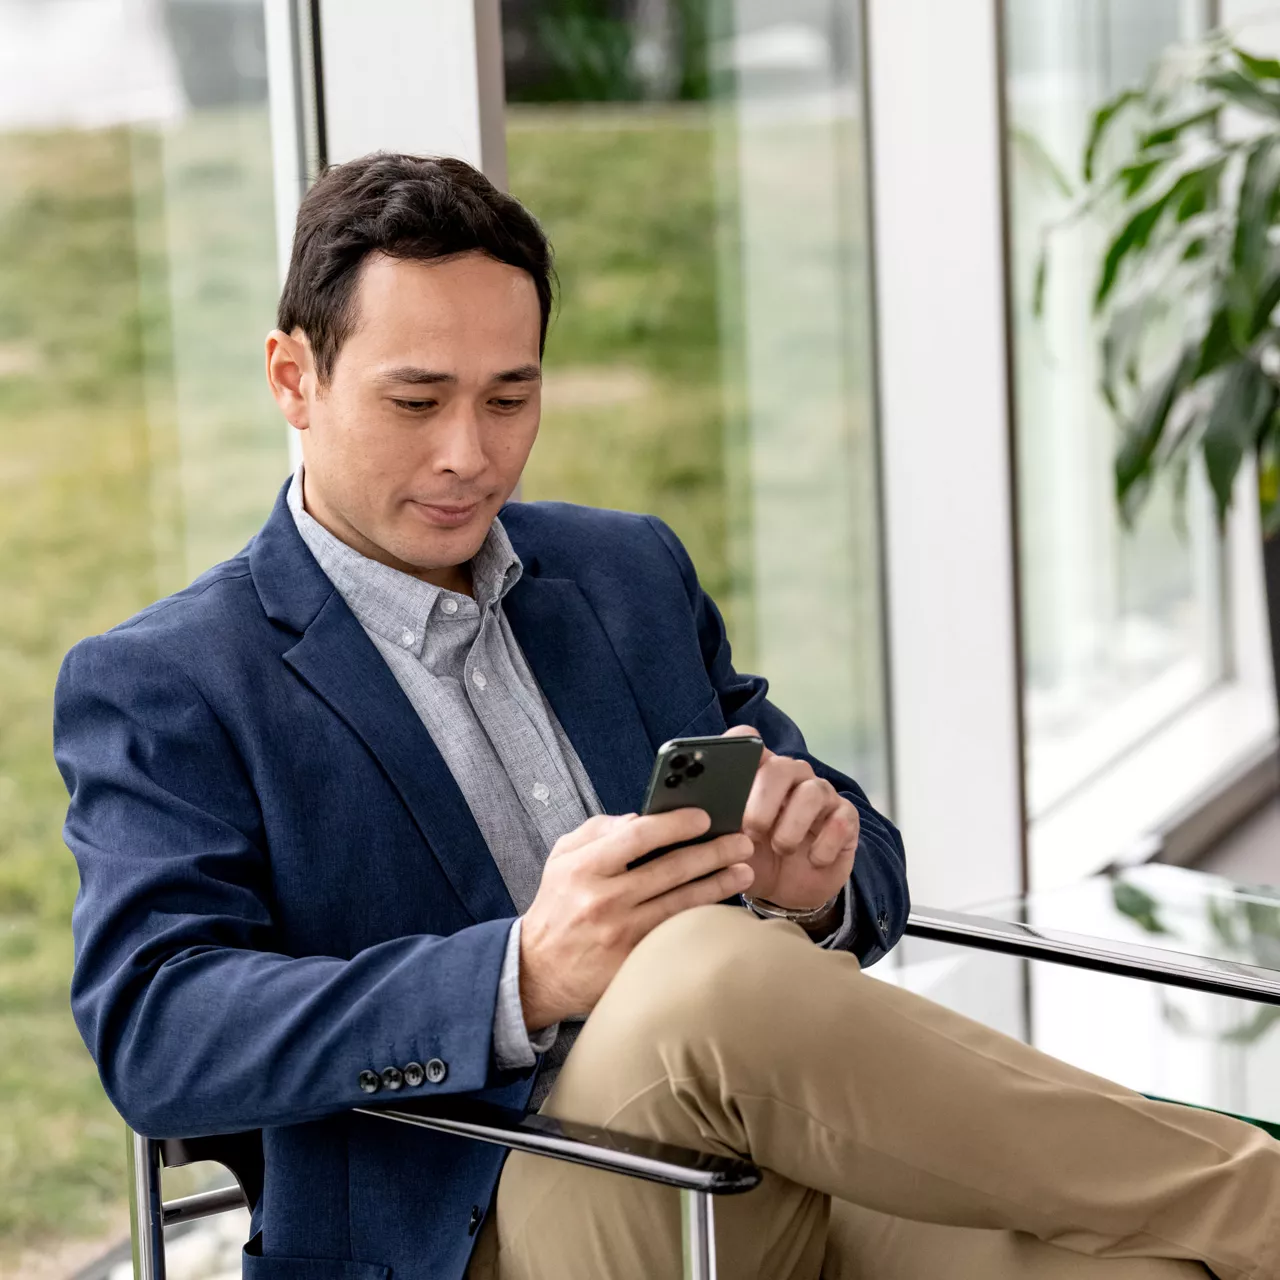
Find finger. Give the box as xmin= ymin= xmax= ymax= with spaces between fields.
xmin=742 ymin=755 xmax=812 ymax=841
xmin=549 ymin=812 xmax=632 ymax=859
xmin=624 ymin=831 xmax=754 ymax=904
xmin=722 ymin=723 xmax=775 ymax=763
xmin=637 ymin=860 xmax=755 ymax=932
xmin=589 ymin=807 xmax=713 ymax=875
xmin=771 ymin=777 xmax=839 ymax=857
xmin=808 ymin=801 xmax=861 ymax=869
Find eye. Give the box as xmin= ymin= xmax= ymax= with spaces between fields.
xmin=490 ymin=397 xmax=529 ymax=412
xmin=392 ymin=398 xmax=436 ymax=413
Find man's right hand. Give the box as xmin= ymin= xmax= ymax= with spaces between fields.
xmin=518 ymin=810 xmax=755 ymax=1032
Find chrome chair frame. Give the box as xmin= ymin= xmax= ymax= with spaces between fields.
xmin=129 ymin=902 xmax=1280 ymax=1280
xmin=128 ymin=1096 xmax=760 ymax=1280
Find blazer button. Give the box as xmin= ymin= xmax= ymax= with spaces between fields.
xmin=876 ymin=911 xmax=890 ymax=933
xmin=403 ymin=1061 xmax=425 ymax=1088
xmin=468 ymin=1204 xmax=483 ymax=1236
xmin=358 ymin=1070 xmax=381 ymax=1094
xmin=425 ymin=1057 xmax=448 ymax=1085
xmin=380 ymin=1066 xmax=404 ymax=1091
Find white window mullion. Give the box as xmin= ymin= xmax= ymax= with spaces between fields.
xmin=315 ymin=0 xmax=502 ymax=172
xmin=863 ymin=0 xmax=1027 ymax=910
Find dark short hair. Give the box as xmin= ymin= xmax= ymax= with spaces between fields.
xmin=277 ymin=153 xmax=554 ymax=382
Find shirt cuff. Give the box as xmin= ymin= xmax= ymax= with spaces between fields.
xmin=814 ymin=882 xmax=858 ymax=952
xmin=492 ymin=918 xmax=558 ymax=1071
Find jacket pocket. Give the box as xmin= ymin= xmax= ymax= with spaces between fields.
xmin=667 ymin=693 xmax=724 ymax=742
xmin=243 ymin=1235 xmax=391 ymax=1280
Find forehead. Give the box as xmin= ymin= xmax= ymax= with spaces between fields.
xmin=344 ymin=251 xmax=540 ymax=361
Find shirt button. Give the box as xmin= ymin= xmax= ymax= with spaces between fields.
xmin=471 ymin=670 xmax=487 ymax=690
xmin=441 ymin=598 xmax=459 ymax=615
xmin=400 ymin=628 xmax=415 ymax=648
xmin=531 ymin=781 xmax=550 ymax=805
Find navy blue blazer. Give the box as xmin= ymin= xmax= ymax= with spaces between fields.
xmin=54 ymin=483 xmax=908 ymax=1280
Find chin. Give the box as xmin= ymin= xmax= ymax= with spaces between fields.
xmin=391 ymin=514 xmax=491 ymax=572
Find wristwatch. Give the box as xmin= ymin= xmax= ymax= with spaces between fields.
xmin=740 ymin=892 xmax=841 ymax=927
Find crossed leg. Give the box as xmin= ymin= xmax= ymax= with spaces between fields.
xmin=469 ymin=905 xmax=1280 ymax=1280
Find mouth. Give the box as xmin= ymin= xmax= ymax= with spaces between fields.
xmin=407 ymin=498 xmax=484 ymax=529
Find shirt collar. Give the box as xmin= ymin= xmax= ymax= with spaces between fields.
xmin=286 ymin=468 xmax=523 ymax=651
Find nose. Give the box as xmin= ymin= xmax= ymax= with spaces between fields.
xmin=433 ymin=405 xmax=488 ymax=484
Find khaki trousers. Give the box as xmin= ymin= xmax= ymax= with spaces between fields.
xmin=467 ymin=905 xmax=1280 ymax=1280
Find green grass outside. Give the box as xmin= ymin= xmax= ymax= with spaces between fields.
xmin=0 ymin=109 xmax=284 ymax=1260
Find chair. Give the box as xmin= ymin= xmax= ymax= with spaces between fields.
xmin=128 ymin=898 xmax=1280 ymax=1280
xmin=127 ymin=1094 xmax=760 ymax=1280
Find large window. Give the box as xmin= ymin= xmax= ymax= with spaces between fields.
xmin=0 ymin=0 xmax=283 ymax=1261
xmin=1005 ymin=1 xmax=1223 ymax=818
xmin=501 ymin=0 xmax=890 ymax=801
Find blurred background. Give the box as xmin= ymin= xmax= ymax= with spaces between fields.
xmin=2 ymin=0 xmax=1279 ymax=1274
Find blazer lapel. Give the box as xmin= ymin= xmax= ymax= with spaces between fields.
xmin=282 ymin=592 xmax=516 ymax=927
xmin=503 ymin=575 xmax=655 ymax=816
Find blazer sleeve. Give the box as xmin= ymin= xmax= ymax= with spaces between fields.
xmin=54 ymin=631 xmax=513 ymax=1139
xmin=645 ymin=517 xmax=910 ymax=967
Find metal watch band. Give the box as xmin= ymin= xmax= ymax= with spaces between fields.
xmin=739 ymin=892 xmax=840 ymax=925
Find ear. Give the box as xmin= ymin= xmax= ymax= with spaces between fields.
xmin=265 ymin=329 xmax=316 ymax=432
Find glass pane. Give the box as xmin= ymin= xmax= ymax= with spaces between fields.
xmin=893 ymin=926 xmax=1280 ymax=1139
xmin=980 ymin=861 xmax=1280 ymax=973
xmin=1004 ymin=0 xmax=1225 ymax=819
xmin=0 ymin=0 xmax=283 ymax=1261
xmin=502 ymin=0 xmax=889 ymax=801
xmin=923 ymin=863 xmax=1280 ymax=1130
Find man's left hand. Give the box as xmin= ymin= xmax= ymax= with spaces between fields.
xmin=722 ymin=724 xmax=860 ymax=911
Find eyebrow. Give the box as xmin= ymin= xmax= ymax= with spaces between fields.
xmin=375 ymin=364 xmax=541 ymax=386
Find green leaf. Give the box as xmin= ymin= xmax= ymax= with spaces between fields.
xmin=1116 ymin=346 xmax=1195 ymax=521
xmin=1032 ymin=244 xmax=1049 ymax=318
xmin=1201 ymin=358 xmax=1277 ymax=523
xmin=1096 ymin=199 xmax=1168 ymax=310
xmin=1117 ymin=157 xmax=1167 ymax=199
xmin=1235 ymin=47 xmax=1280 ymax=81
xmin=1100 ymin=300 xmax=1150 ymax=410
xmin=1112 ymin=880 xmax=1171 ymax=935
xmin=1193 ymin=306 xmax=1239 ymax=379
xmin=1251 ymin=264 xmax=1280 ymax=335
xmin=1094 ymin=160 xmax=1226 ymax=310
xmin=1258 ymin=432 xmax=1280 ymax=537
xmin=1230 ymin=138 xmax=1280 ymax=342
xmin=1202 ymin=70 xmax=1280 ymax=118
xmin=1010 ymin=125 xmax=1073 ymax=198
xmin=1139 ymin=105 xmax=1219 ymax=150
xmin=1084 ymin=88 xmax=1141 ymax=182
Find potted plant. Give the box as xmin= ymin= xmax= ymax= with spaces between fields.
xmin=1038 ymin=34 xmax=1280 ymax=722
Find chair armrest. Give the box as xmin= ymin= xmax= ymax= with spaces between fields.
xmin=354 ymin=1096 xmax=761 ymax=1195
xmin=905 ymin=906 xmax=1280 ymax=1005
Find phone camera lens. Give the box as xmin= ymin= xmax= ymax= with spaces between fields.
xmin=663 ymin=773 xmax=681 ymax=788
xmin=684 ymin=759 xmax=705 ymax=778
xmin=669 ymin=753 xmax=689 ymax=771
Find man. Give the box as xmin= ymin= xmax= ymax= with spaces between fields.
xmin=55 ymin=154 xmax=1278 ymax=1280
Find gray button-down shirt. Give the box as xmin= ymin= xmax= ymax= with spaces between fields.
xmin=289 ymin=471 xmax=855 ymax=1107
xmin=288 ymin=473 xmax=589 ymax=1100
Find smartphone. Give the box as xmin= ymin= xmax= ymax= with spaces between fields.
xmin=627 ymin=734 xmax=764 ymax=869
